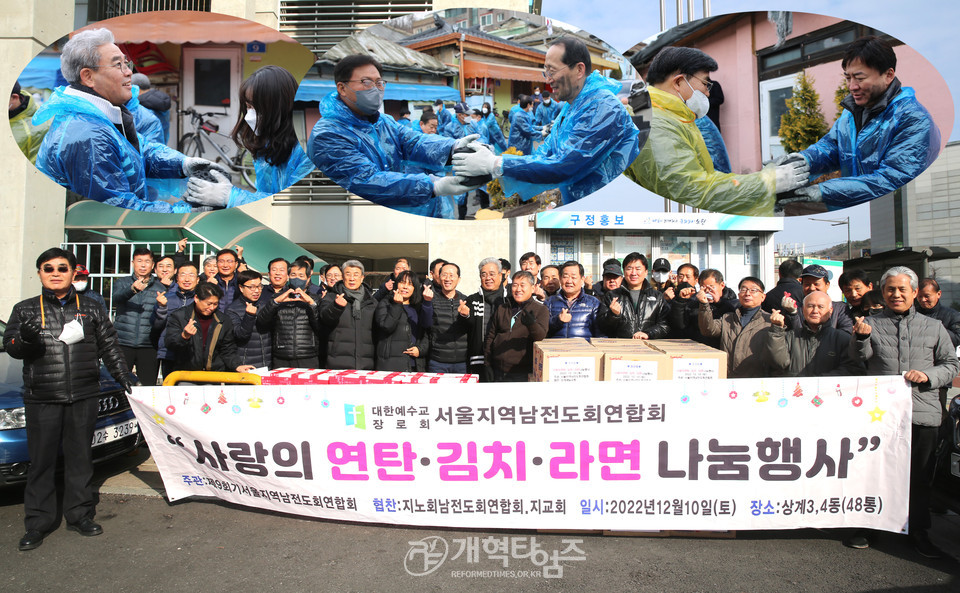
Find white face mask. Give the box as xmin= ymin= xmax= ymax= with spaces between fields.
xmin=244 ymin=107 xmax=259 ymax=135
xmin=653 ymin=271 xmax=670 ymax=284
xmin=73 ymin=280 xmax=88 ymax=292
xmin=57 ymin=318 xmax=85 ymax=345
xmin=681 ymin=78 xmax=710 ymax=119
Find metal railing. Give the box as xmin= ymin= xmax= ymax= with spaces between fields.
xmin=279 ymin=0 xmax=433 ymax=55
xmin=97 ymin=0 xmax=211 ymax=20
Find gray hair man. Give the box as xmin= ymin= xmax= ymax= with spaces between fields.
xmin=33 ymin=28 xmax=227 ymax=212
xmin=464 ymin=257 xmax=509 ymax=381
xmin=849 ymin=266 xmax=959 ymax=557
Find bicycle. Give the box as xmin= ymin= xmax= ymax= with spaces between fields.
xmin=177 ymin=107 xmax=256 ymax=190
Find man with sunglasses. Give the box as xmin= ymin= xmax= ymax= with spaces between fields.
xmin=624 ymin=46 xmax=809 ymax=216
xmin=453 ymin=36 xmax=640 ymax=205
xmin=3 ymin=248 xmax=135 ymax=551
xmin=308 ymin=54 xmax=483 ymax=218
xmin=33 ymin=28 xmax=226 ymax=213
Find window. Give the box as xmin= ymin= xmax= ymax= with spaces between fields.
xmin=757 ymin=22 xmax=885 ymax=81
xmin=497 ymin=13 xmax=504 ymax=22
xmin=481 ymin=14 xmax=492 ymax=26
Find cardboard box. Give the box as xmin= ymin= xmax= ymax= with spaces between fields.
xmin=589 ymin=339 xmax=728 ymax=381
xmin=533 ymin=341 xmax=604 ymax=382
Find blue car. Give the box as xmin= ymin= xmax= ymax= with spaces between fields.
xmin=0 ymin=318 xmax=142 ymax=487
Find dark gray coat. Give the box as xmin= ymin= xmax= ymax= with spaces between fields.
xmin=765 ymin=323 xmax=864 ymax=377
xmin=851 ymin=307 xmax=960 ymax=427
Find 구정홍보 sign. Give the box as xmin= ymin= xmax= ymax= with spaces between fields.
xmin=130 ymin=376 xmax=911 ymax=532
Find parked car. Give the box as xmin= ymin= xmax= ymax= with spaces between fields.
xmin=0 ymin=319 xmax=142 ymax=487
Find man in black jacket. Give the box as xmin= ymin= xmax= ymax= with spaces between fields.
xmin=257 ymin=266 xmax=321 ymax=370
xmin=762 ymin=259 xmax=804 ymax=313
xmin=428 ymin=262 xmax=470 ymax=373
xmin=669 ymin=268 xmax=744 ymax=346
xmin=3 ymin=248 xmax=135 ymax=551
xmin=598 ymin=252 xmax=670 ymax=339
xmin=917 ymin=278 xmax=960 ymax=347
xmin=165 ymin=283 xmax=254 ymax=373
xmin=464 ymin=257 xmax=509 ymax=380
xmin=319 ymin=260 xmax=378 ymax=370
xmin=226 ymin=270 xmax=272 ymax=368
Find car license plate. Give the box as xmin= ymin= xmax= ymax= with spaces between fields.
xmin=91 ymin=419 xmax=139 ymax=447
xmin=952 ymin=453 xmax=960 ymax=479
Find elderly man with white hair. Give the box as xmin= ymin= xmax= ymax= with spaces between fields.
xmin=765 ymin=290 xmax=864 ymax=377
xmin=33 ymin=28 xmax=225 ymax=212
xmin=848 ymin=265 xmax=959 ymax=557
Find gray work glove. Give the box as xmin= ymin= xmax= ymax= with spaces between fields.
xmin=773 ymin=157 xmax=811 ymax=193
xmin=181 ymin=157 xmax=232 ymax=180
xmin=185 ymin=169 xmax=233 ymax=208
xmin=432 ymin=175 xmax=482 ymax=196
xmin=777 ymin=185 xmax=823 ymax=205
xmin=773 ymin=152 xmax=807 ymax=166
xmin=452 ymin=133 xmax=481 ymax=152
xmin=452 ymin=143 xmax=500 ymax=178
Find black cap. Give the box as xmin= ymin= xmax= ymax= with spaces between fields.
xmin=453 ymin=101 xmax=470 ymax=114
xmin=602 ymin=261 xmax=623 ymax=277
xmin=434 ymin=99 xmax=443 ymax=106
xmin=652 ymin=258 xmax=670 ymax=273
xmin=802 ymin=264 xmax=831 ymax=281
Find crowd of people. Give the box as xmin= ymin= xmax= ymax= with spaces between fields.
xmin=4 ymin=246 xmax=959 ymax=557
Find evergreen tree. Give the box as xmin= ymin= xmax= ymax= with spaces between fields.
xmin=834 ymin=76 xmax=850 ymax=121
xmin=778 ymin=70 xmax=829 ymax=153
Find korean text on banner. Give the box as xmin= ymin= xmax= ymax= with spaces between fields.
xmin=130 ymin=376 xmax=911 ymax=532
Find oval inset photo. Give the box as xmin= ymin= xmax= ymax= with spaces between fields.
xmin=12 ymin=10 xmax=316 ymax=213
xmin=301 ymin=7 xmax=649 ymax=220
xmin=623 ymin=11 xmax=953 ymax=217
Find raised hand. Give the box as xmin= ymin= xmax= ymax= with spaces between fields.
xmin=609 ymin=297 xmax=622 ymax=316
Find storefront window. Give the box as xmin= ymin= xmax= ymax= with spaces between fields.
xmin=657 ymin=232 xmax=708 ymax=276
xmin=725 ymin=235 xmax=761 ymax=282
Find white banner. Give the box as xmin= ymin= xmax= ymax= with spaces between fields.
xmin=130 ymin=376 xmax=912 ymax=532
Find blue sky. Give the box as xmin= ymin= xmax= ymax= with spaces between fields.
xmin=544 ymin=0 xmax=958 ymax=251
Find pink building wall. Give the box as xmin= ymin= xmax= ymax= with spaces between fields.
xmin=692 ymin=12 xmax=953 ymax=173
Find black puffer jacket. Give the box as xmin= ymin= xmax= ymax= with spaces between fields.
xmin=165 ymin=306 xmax=240 ymax=372
xmin=226 ymin=293 xmax=273 ymax=368
xmin=375 ymin=298 xmax=433 ymax=372
xmin=918 ymin=302 xmax=960 ymax=347
xmin=429 ymin=290 xmax=469 ymax=364
xmin=256 ymin=294 xmax=319 ymax=361
xmin=598 ymin=283 xmax=670 ymax=339
xmin=319 ymin=282 xmax=377 ymax=370
xmin=112 ymin=274 xmax=161 ymax=348
xmin=3 ymin=288 xmax=132 ymax=403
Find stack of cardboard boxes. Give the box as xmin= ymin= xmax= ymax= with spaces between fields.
xmin=533 ymin=338 xmax=727 ymax=382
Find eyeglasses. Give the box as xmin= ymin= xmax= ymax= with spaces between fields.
xmin=41 ymin=264 xmax=70 ymax=274
xmin=241 ymin=283 xmax=262 ymax=291
xmin=542 ymin=63 xmax=575 ymax=79
xmin=346 ymin=78 xmax=386 ymax=91
xmin=688 ymin=74 xmax=714 ymax=93
xmin=738 ymin=287 xmax=762 ymax=295
xmin=89 ymin=56 xmax=134 ymax=74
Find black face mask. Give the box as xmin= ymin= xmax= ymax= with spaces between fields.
xmin=289 ymin=278 xmax=307 ymax=291
xmin=867 ymin=307 xmax=884 ymax=316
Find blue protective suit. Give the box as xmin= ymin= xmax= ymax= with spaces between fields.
xmin=396 ymin=117 xmax=416 ymax=131
xmin=800 ymin=84 xmax=940 ymax=211
xmin=443 ymin=118 xmax=478 ymax=140
xmin=507 ymin=109 xmax=536 ymax=156
xmin=308 ymin=92 xmax=456 ymax=217
xmin=695 ymin=116 xmax=731 ymax=174
xmin=500 ymin=72 xmax=641 ymax=204
xmin=227 ymin=142 xmax=316 ymax=207
xmin=436 ymin=105 xmax=453 ymax=130
xmin=534 ymin=99 xmax=563 ymax=129
xmin=127 ymin=86 xmax=165 ymax=145
xmin=481 ymin=112 xmax=507 ymax=152
xmin=33 ymin=86 xmax=191 ymax=212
